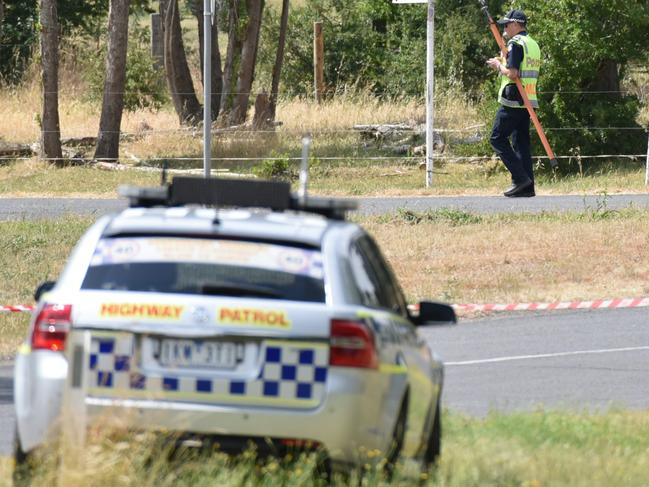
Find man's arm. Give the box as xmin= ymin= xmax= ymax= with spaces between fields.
xmin=486 ymin=59 xmax=519 ymax=80
xmin=487 ymin=42 xmax=523 ymax=80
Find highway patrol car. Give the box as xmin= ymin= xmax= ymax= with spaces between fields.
xmin=14 ymin=176 xmax=455 ymax=474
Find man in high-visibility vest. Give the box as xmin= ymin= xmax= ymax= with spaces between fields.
xmin=486 ymin=9 xmax=540 ymax=198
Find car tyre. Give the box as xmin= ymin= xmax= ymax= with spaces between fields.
xmin=13 ymin=429 xmax=35 ymax=486
xmin=422 ymin=398 xmax=441 ymax=473
xmin=384 ymin=396 xmax=407 ymax=478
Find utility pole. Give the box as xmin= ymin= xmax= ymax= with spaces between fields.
xmin=393 ymin=0 xmax=435 ymax=188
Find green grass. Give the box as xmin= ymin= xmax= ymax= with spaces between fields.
xmin=8 ymin=410 xmax=649 ymax=486
xmin=0 ymin=218 xmax=93 ymax=357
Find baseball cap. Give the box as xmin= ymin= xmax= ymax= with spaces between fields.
xmin=497 ymin=9 xmax=527 ymax=25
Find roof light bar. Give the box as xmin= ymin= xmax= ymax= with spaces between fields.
xmin=118 ymin=177 xmax=358 ymax=220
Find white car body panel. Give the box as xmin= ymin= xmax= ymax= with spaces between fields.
xmin=14 ymin=196 xmax=447 ymax=471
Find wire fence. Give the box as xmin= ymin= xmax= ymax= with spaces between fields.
xmin=28 ymin=90 xmax=645 ymax=96
xmin=17 ymin=125 xmax=649 ymax=135
xmin=2 ymin=86 xmax=647 ymax=175
xmin=2 ymin=153 xmax=647 ymax=163
xmin=2 ymin=126 xmax=647 ymax=160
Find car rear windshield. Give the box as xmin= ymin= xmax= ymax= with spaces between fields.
xmin=81 ymin=236 xmax=325 ymax=303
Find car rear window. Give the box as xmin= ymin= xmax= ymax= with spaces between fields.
xmin=81 ymin=237 xmax=325 ymax=303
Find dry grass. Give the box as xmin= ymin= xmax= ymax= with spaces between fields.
xmin=0 ymin=78 xmax=474 ymax=142
xmin=364 ymin=211 xmax=649 ymax=304
xmin=9 ymin=409 xmax=649 ymax=486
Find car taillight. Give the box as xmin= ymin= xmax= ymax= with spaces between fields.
xmin=31 ymin=304 xmax=72 ymax=352
xmin=329 ymin=319 xmax=379 ymax=369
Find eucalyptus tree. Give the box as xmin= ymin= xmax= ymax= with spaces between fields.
xmin=39 ymin=0 xmax=62 ymax=162
xmin=268 ymin=0 xmax=289 ymax=121
xmin=230 ymin=0 xmax=265 ymax=125
xmin=191 ymin=0 xmax=223 ymax=121
xmin=161 ymin=0 xmax=202 ymax=125
xmin=220 ymin=0 xmax=242 ymax=116
xmin=94 ymin=0 xmax=130 ymax=162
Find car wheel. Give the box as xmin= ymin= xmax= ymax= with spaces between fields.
xmin=422 ymin=398 xmax=441 ymax=472
xmin=384 ymin=396 xmax=407 ymax=477
xmin=13 ymin=429 xmax=35 ymax=486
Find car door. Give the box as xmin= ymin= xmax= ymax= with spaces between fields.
xmin=355 ymin=235 xmax=436 ymax=456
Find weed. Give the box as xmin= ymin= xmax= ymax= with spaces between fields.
xmin=252 ymin=153 xmax=296 ymax=181
xmin=581 ymin=191 xmax=619 ymax=220
xmin=393 ymin=208 xmax=483 ymax=226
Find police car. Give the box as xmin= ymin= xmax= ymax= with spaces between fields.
xmin=14 ymin=176 xmax=455 ymax=474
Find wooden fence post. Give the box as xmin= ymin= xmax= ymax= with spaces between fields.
xmin=313 ymin=21 xmax=324 ymax=103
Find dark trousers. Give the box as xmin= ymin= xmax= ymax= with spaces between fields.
xmin=490 ymin=106 xmax=533 ymax=185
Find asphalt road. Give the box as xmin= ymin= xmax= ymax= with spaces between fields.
xmin=420 ymin=307 xmax=649 ymax=416
xmin=1 ymin=193 xmax=649 ymax=220
xmin=2 ymin=307 xmax=648 ymax=456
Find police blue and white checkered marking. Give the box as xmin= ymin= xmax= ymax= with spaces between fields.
xmin=88 ymin=335 xmax=328 ymax=405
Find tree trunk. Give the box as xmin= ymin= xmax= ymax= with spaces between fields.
xmin=161 ymin=0 xmax=202 ymax=125
xmin=220 ymin=0 xmax=243 ymax=117
xmin=193 ymin=0 xmax=223 ymax=121
xmin=230 ymin=0 xmax=264 ymax=125
xmin=94 ymin=0 xmax=130 ymax=162
xmin=268 ymin=0 xmax=289 ymax=121
xmin=592 ymin=59 xmax=621 ymax=95
xmin=39 ymin=0 xmax=62 ymax=162
xmin=252 ymin=91 xmax=270 ymax=129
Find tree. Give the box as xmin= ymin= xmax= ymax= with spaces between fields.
xmin=94 ymin=0 xmax=130 ymax=162
xmin=192 ymin=0 xmax=223 ymax=121
xmin=39 ymin=0 xmax=62 ymax=162
xmin=268 ymin=0 xmax=289 ymax=121
xmin=161 ymin=0 xmax=202 ymax=125
xmin=0 ymin=0 xmax=151 ymax=85
xmin=516 ymin=0 xmax=649 ymax=157
xmin=0 ymin=1 xmax=38 ymax=84
xmin=220 ymin=0 xmax=243 ymax=116
xmin=230 ymin=0 xmax=265 ymax=125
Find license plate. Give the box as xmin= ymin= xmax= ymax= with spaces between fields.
xmin=157 ymin=339 xmax=245 ymax=369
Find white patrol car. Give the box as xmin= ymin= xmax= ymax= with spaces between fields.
xmin=14 ymin=177 xmax=456 ymax=475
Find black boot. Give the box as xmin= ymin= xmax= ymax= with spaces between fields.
xmin=504 ymin=179 xmax=533 ymax=197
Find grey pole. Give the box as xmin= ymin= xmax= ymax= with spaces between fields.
xmin=425 ymin=0 xmax=436 ymax=188
xmin=203 ymin=0 xmax=213 ymax=178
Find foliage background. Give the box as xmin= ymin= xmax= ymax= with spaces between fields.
xmin=1 ymin=0 xmax=648 ymax=161
xmin=257 ymin=0 xmax=649 ymax=159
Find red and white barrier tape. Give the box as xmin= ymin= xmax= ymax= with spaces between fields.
xmin=453 ymin=297 xmax=649 ymax=313
xmin=3 ymin=298 xmax=649 ymax=315
xmin=0 ymin=305 xmax=35 ymax=313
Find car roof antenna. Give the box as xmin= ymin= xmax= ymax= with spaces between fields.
xmin=298 ymin=135 xmax=312 ymax=206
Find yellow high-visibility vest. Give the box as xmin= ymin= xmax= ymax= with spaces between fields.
xmin=498 ymin=34 xmax=541 ymax=109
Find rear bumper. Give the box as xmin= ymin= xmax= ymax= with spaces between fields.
xmin=80 ymin=369 xmax=395 ymax=467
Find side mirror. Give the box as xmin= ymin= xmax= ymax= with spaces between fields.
xmin=411 ymin=301 xmax=457 ymax=326
xmin=34 ymin=281 xmax=56 ymax=302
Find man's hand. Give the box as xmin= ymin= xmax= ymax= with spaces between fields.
xmin=486 ymin=57 xmax=502 ymax=71
xmin=486 ymin=57 xmax=519 ymax=80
